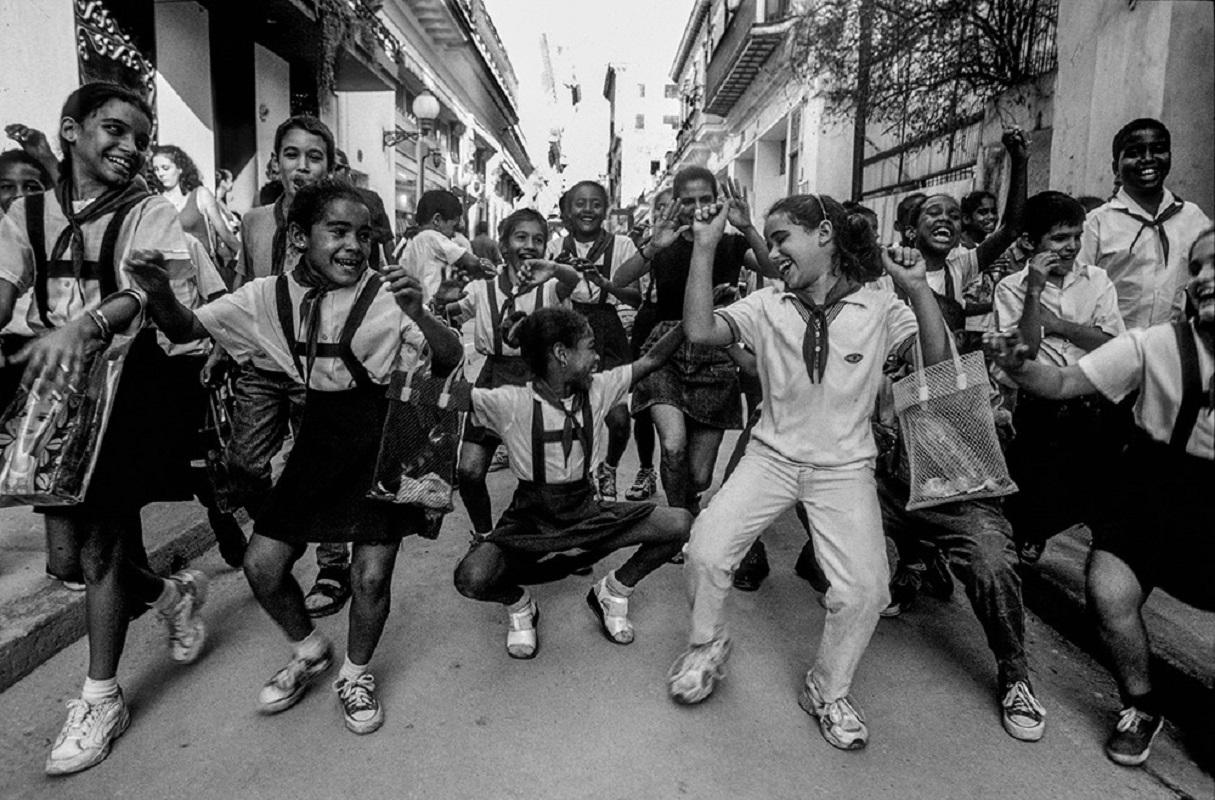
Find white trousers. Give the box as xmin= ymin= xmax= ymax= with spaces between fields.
xmin=684 ymin=441 xmax=890 ymax=701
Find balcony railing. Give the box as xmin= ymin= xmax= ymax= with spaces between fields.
xmin=703 ymin=0 xmax=795 ymax=116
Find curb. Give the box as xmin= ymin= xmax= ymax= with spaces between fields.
xmin=1019 ymin=530 xmax=1214 ymax=770
xmin=0 ymin=519 xmax=218 ymax=694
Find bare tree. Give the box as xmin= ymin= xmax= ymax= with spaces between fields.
xmin=788 ymin=0 xmax=1057 ymax=143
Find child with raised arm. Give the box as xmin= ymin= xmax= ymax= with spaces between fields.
xmin=452 ymin=305 xmax=690 ymax=659
xmin=668 ymin=193 xmax=951 ymax=752
xmin=985 ymin=227 xmax=1213 ymax=768
xmin=129 ymin=180 xmax=462 ymax=736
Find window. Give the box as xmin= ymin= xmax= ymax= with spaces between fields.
xmin=663 ymin=114 xmax=680 ymax=128
xmin=664 ymin=83 xmax=679 ymax=99
xmin=650 ymin=160 xmax=661 ymax=175
xmin=635 ymin=114 xmax=645 ymax=130
xmin=638 ymin=83 xmax=646 ymax=98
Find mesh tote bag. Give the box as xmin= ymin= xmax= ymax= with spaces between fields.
xmin=890 ymin=334 xmax=1017 ymax=510
xmin=368 ymin=355 xmax=470 ymax=538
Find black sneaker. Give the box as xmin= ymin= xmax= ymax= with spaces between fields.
xmin=733 ymin=541 xmax=770 ymax=592
xmin=1105 ymin=706 xmax=1164 ymax=767
xmin=881 ymin=563 xmax=921 ymax=618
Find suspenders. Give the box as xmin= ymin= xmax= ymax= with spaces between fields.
xmin=527 ymin=394 xmax=593 ymax=485
xmin=274 ymin=272 xmax=382 ymax=389
xmin=1171 ymin=321 xmax=1207 ymax=453
xmin=487 ymin=278 xmax=545 ymax=356
xmin=562 ymin=234 xmax=616 ymax=304
xmin=25 ymin=192 xmax=138 ymax=329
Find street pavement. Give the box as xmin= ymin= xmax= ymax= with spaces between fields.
xmin=1 ymin=431 xmax=1212 ymax=800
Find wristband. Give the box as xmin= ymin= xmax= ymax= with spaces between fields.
xmin=86 ymin=309 xmax=113 ymax=341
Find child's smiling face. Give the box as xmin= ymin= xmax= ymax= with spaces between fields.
xmin=561 ymin=325 xmax=599 ymax=389
xmin=763 ymin=211 xmax=832 ymax=291
xmin=965 ymin=196 xmax=998 ymax=236
xmin=914 ymin=194 xmax=962 ymax=256
xmin=566 ymin=185 xmax=607 ymax=237
xmin=503 ymin=219 xmax=547 ymax=267
xmin=63 ymin=99 xmax=150 ymax=189
xmin=1187 ymin=231 xmax=1214 ymax=326
xmin=1115 ymin=128 xmax=1170 ymax=196
xmin=276 ymin=128 xmax=330 ymax=195
xmin=1033 ymin=221 xmax=1083 ymax=275
xmin=295 ymin=198 xmax=372 ymax=286
xmin=0 ymin=162 xmax=45 ymax=212
xmin=676 ymin=178 xmax=716 ymax=229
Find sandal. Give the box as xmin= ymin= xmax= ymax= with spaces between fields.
xmin=304 ymin=572 xmax=351 ymax=618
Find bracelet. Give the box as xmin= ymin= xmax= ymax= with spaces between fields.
xmin=86 ymin=309 xmax=113 ymax=341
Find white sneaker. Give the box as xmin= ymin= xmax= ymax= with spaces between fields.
xmin=45 ymin=692 xmax=131 ymax=776
xmin=667 ymin=636 xmax=732 ymax=705
xmin=799 ymin=675 xmax=868 ymax=750
xmin=506 ymin=599 xmax=539 ymax=659
xmin=258 ymin=643 xmax=333 ymax=714
xmin=1001 ymin=680 xmax=1046 ymax=742
xmin=334 ymin=673 xmax=384 ymax=735
xmin=159 ymin=570 xmax=209 ymax=664
xmin=586 ymin=577 xmax=634 ymax=644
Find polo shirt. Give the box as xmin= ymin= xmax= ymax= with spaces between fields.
xmin=716 ymin=284 xmax=918 ymax=468
xmin=195 ymin=268 xmax=425 ymax=391
xmin=398 ymin=228 xmax=469 ymax=303
xmin=1080 ymin=188 xmax=1211 ymax=330
xmin=453 ymin=276 xmax=564 ymax=357
xmin=1078 ymin=321 xmax=1213 ymax=459
xmin=0 ymin=192 xmax=191 ymax=334
xmin=235 ymin=200 xmax=300 ymax=281
xmin=470 ymin=364 xmax=632 ymax=483
xmin=993 ymin=263 xmax=1125 ymax=366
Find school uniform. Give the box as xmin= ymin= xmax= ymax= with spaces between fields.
xmin=468 ymin=365 xmax=654 ymax=557
xmin=454 ymin=275 xmax=563 ymax=447
xmin=546 ymin=233 xmax=639 ymax=370
xmin=196 ymin=268 xmax=428 ymax=543
xmin=0 ymin=185 xmax=198 ymax=510
xmin=685 ymin=283 xmax=917 ymax=701
xmin=632 ymin=234 xmax=748 ymax=430
xmin=1077 ymin=320 xmax=1214 ymax=611
xmin=1080 ymin=188 xmax=1211 ymax=330
xmin=398 ymin=228 xmax=470 ymax=304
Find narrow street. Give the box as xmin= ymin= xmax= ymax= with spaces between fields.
xmin=1 ymin=415 xmax=1209 ymax=799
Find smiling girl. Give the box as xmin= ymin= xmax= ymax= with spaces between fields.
xmin=668 ymin=193 xmax=951 ymax=752
xmin=129 ymin=179 xmax=462 ymax=736
xmin=0 ymin=82 xmax=209 ymax=776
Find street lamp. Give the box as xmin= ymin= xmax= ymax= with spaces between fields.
xmin=383 ymin=90 xmax=443 ymax=200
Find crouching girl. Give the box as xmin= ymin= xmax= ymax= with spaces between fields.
xmin=453 ymin=304 xmax=690 ymax=658
xmin=128 ymin=180 xmax=461 ymax=735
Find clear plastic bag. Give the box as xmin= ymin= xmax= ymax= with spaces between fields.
xmin=891 ymin=335 xmax=1017 ymax=510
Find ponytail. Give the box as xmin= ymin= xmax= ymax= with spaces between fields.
xmin=768 ymin=194 xmax=883 ymax=282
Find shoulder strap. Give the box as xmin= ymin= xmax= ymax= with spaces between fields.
xmin=1171 ymin=321 xmax=1203 ymax=452
xmin=275 ymin=274 xmax=306 ymax=380
xmin=25 ymin=192 xmax=52 ymax=329
xmin=98 ymin=198 xmax=142 ymax=298
xmin=530 ymin=397 xmax=547 ymax=486
xmin=487 ymin=279 xmax=503 ymax=356
xmin=597 ymin=236 xmax=617 ymax=303
xmin=579 ymin=393 xmax=593 ymax=477
xmin=336 ymin=273 xmax=382 ymax=390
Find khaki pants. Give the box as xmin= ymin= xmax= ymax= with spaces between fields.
xmin=684 ymin=440 xmax=889 ymax=701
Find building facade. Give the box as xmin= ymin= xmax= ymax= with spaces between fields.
xmin=603 ymin=63 xmax=681 ymax=220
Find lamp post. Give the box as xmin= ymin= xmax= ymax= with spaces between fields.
xmin=382 ymin=90 xmax=442 ymax=202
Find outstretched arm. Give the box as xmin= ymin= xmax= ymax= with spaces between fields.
xmin=630 ymin=323 xmax=684 ymax=386
xmin=124 ymin=250 xmax=208 ymax=343
xmin=983 ymin=330 xmax=1097 ymax=399
xmin=722 ymin=177 xmax=778 ymax=279
xmin=384 ymin=265 xmax=462 ymax=375
xmin=975 ymin=129 xmax=1030 ymax=271
xmin=884 ymin=247 xmax=951 ymax=366
xmin=683 ymin=202 xmax=738 ymax=347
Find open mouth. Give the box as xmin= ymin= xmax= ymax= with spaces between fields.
xmin=104 ymin=154 xmax=134 ymax=175
xmin=1135 ymin=167 xmax=1161 ymax=183
xmin=776 ymin=258 xmax=795 ymax=278
xmin=516 ymin=249 xmax=539 ymax=261
xmin=333 ymin=255 xmax=364 ymax=270
xmin=929 ymin=224 xmax=956 ymax=244
xmin=576 ymin=215 xmax=600 ymax=226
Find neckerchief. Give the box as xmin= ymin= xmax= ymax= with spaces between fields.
xmin=49 ymin=174 xmax=150 ymax=278
xmin=290 ymin=260 xmax=350 ymax=381
xmin=1115 ymin=196 xmax=1185 ymax=262
xmin=784 ymin=277 xmax=861 ymax=383
xmin=270 ymin=195 xmax=290 ymax=275
xmin=562 ymin=231 xmax=614 ymax=299
xmin=533 ymin=379 xmax=590 ymax=463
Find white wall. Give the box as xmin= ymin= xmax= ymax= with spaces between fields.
xmin=335 ymin=90 xmax=396 ymax=231
xmin=248 ymin=44 xmax=291 ymax=211
xmin=154 ymin=1 xmax=215 ymax=188
xmin=0 ymin=0 xmax=78 ymax=158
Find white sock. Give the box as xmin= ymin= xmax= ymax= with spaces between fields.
xmin=81 ymin=676 xmax=119 ymax=704
xmin=605 ymin=570 xmax=634 ymax=597
xmin=152 ymin=578 xmax=180 ymax=612
xmin=506 ymin=590 xmax=533 ymax=614
xmin=292 ymin=629 xmax=327 ymax=661
xmin=338 ymin=655 xmax=368 ymax=682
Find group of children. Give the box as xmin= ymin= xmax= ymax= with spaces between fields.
xmin=0 ymin=82 xmax=1209 ymax=780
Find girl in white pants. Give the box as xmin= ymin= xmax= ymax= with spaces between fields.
xmin=668 ymin=191 xmax=950 ymax=751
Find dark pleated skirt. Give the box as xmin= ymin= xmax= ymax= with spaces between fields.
xmin=488 ymin=477 xmax=654 ymax=554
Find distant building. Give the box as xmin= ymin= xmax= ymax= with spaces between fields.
xmin=602 ymin=63 xmax=681 ymax=217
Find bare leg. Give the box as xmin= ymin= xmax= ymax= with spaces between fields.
xmin=1087 ymin=549 xmax=1153 ymax=701
xmin=457 ymin=441 xmax=494 ymax=535
xmin=345 ymin=541 xmax=401 ymax=665
xmin=243 ymin=534 xmax=311 ymax=642
xmin=651 ymin=404 xmax=691 ymax=510
xmin=605 ymin=403 xmax=631 ymax=468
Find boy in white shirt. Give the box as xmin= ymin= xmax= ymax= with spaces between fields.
xmin=396 ymin=189 xmax=494 ymax=306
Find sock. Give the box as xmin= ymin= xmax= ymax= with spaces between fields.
xmin=81 ymin=676 xmax=119 ymax=704
xmin=292 ymin=629 xmax=327 ymax=661
xmin=152 ymin=578 xmax=180 ymax=612
xmin=605 ymin=570 xmax=634 ymax=597
xmin=339 ymin=655 xmax=368 ymax=682
xmin=506 ymin=590 xmax=533 ymax=614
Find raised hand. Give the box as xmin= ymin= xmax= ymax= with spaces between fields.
xmin=386 ymin=271 xmax=426 ymax=319
xmin=1001 ymin=127 xmax=1030 ymax=162
xmin=516 ymin=258 xmax=560 ymax=292
xmin=649 ymin=197 xmax=688 ymax=252
xmin=123 ymin=249 xmax=172 ymax=299
xmin=5 ymin=124 xmax=53 ymax=162
xmin=983 ymin=330 xmax=1032 ymax=374
xmin=882 ymin=245 xmax=927 ymax=293
xmin=721 ymin=177 xmax=753 ymax=231
xmin=691 ymin=200 xmax=728 ymax=247
xmin=1025 ymin=251 xmax=1056 ymax=290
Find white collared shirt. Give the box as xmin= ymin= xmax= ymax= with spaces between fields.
xmin=1078 ymin=321 xmax=1213 ymax=460
xmin=469 ymin=365 xmax=633 ymax=483
xmin=195 ymin=269 xmax=426 ymax=391
xmin=1080 ymin=187 xmax=1211 ymax=330
xmin=715 ymin=284 xmax=917 ymax=468
xmin=453 ymin=276 xmax=565 ymax=357
xmin=994 ymin=263 xmax=1125 ymax=366
xmin=545 ymin=234 xmax=639 ymax=306
xmin=398 ymin=228 xmax=469 ymax=303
